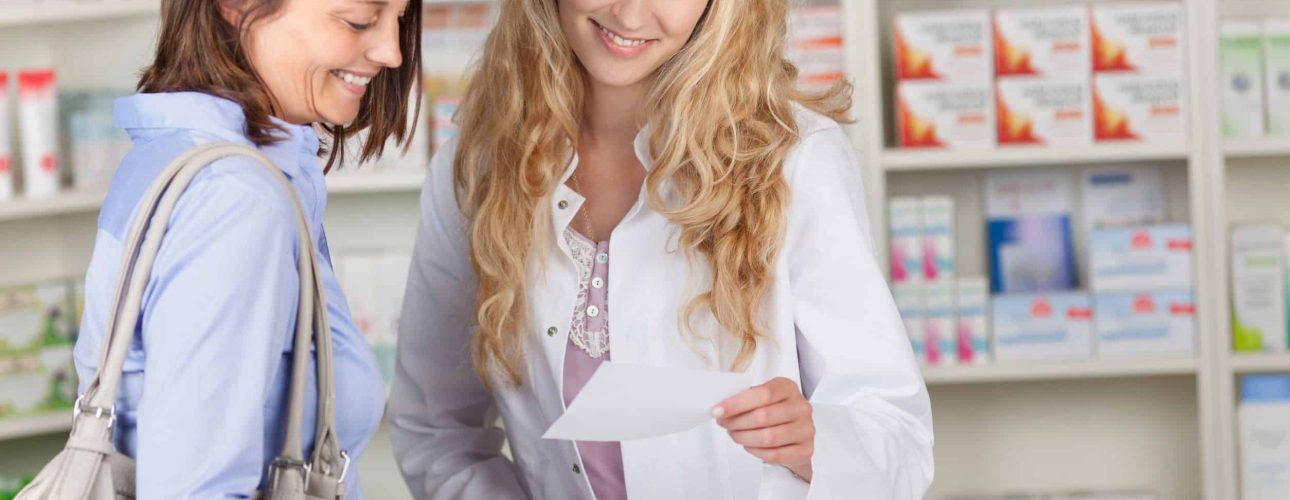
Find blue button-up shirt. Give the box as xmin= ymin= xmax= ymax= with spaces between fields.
xmin=73 ymin=92 xmax=386 ymax=499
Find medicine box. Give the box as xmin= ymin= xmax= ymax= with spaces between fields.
xmin=897 ymin=81 xmax=995 ymax=150
xmin=1091 ymin=2 xmax=1185 ymax=75
xmin=1231 ymin=224 xmax=1288 ymax=353
xmin=1094 ymin=289 xmax=1195 ymax=357
xmin=894 ymin=284 xmax=925 ymax=364
xmin=1265 ymin=19 xmax=1290 ymax=136
xmin=992 ymin=292 xmax=1093 ymax=361
xmin=1093 ymin=73 xmax=1186 ymax=143
xmin=889 ymin=197 xmax=924 ymax=287
xmin=994 ymin=6 xmax=1091 ymax=79
xmin=921 ymin=196 xmax=955 ymax=285
xmin=894 ymin=9 xmax=993 ymax=82
xmin=1089 ymin=224 xmax=1193 ymax=292
xmin=956 ymin=277 xmax=990 ymax=365
xmin=1220 ymin=21 xmax=1267 ymax=138
xmin=922 ymin=282 xmax=957 ymax=366
xmin=996 ymin=78 xmax=1093 ymax=147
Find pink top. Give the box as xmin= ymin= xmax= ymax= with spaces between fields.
xmin=562 ymin=228 xmax=628 ymax=500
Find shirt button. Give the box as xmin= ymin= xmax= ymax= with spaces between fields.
xmin=591 ymin=277 xmax=604 ymax=289
xmin=596 ymin=253 xmax=608 ymax=264
xmin=557 ymin=200 xmax=569 ymax=210
xmin=572 ymin=463 xmax=582 ymax=475
xmin=547 ymin=326 xmax=558 ymax=337
xmin=586 ymin=305 xmax=600 ymax=317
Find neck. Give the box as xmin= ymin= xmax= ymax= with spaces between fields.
xmin=582 ymin=80 xmax=648 ymax=148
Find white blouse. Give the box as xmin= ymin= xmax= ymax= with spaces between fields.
xmin=389 ymin=106 xmax=934 ymax=500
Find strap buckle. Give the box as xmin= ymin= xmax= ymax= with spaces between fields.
xmin=72 ymin=395 xmax=117 ymax=430
xmin=336 ymin=450 xmax=352 ymax=483
xmin=268 ymin=456 xmax=312 ymax=487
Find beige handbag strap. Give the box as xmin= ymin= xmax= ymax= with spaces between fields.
xmin=75 ymin=142 xmax=346 ymax=485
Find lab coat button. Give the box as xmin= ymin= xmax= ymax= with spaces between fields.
xmin=558 ymin=200 xmax=569 ymax=210
xmin=596 ymin=253 xmax=608 ymax=263
xmin=547 ymin=326 xmax=558 ymax=337
xmin=572 ymin=463 xmax=582 ymax=474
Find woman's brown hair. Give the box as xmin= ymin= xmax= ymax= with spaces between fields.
xmin=138 ymin=0 xmax=423 ymax=172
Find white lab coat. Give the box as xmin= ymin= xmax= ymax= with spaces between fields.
xmin=389 ymin=106 xmax=934 ymax=500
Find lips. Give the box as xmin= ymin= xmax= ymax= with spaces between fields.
xmin=591 ymin=19 xmax=656 ymax=57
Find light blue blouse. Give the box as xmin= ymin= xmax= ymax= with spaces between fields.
xmin=72 ymin=92 xmax=386 ymax=499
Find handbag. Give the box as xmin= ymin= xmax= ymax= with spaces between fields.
xmin=17 ymin=143 xmax=350 ymax=500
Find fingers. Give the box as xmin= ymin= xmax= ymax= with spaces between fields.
xmin=727 ymin=420 xmax=814 ymax=449
xmin=713 ymin=377 xmax=799 ymax=419
xmin=743 ymin=442 xmax=815 ymax=466
xmin=718 ymin=397 xmax=811 ymax=431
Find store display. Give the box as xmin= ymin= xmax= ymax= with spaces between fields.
xmin=1093 ymin=289 xmax=1195 ymax=357
xmin=985 ymin=169 xmax=1078 ymax=293
xmin=996 ymin=78 xmax=1093 ymax=147
xmin=897 ymin=81 xmax=995 ymax=149
xmin=994 ymin=5 xmax=1092 ymax=79
xmin=1089 ymin=224 xmax=1193 ymax=293
xmin=1092 ymin=73 xmax=1186 ymax=143
xmin=0 ymin=279 xmax=79 ymax=420
xmin=1231 ymin=224 xmax=1288 ymax=353
xmin=1238 ymin=374 xmax=1290 ymax=500
xmin=1091 ymin=2 xmax=1185 ymax=75
xmin=1080 ymin=165 xmax=1166 ymax=233
xmin=1219 ymin=21 xmax=1266 ymax=138
xmin=992 ymin=292 xmax=1093 ymax=361
xmin=894 ymin=9 xmax=993 ymax=82
xmin=17 ymin=69 xmax=60 ymax=198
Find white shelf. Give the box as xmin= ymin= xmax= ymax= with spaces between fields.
xmin=0 ymin=191 xmax=106 ymax=223
xmin=1224 ymin=137 xmax=1290 ymax=159
xmin=921 ymin=357 xmax=1199 ymax=386
xmin=1230 ymin=353 xmax=1290 ymax=374
xmin=0 ymin=412 xmax=71 ymax=441
xmin=881 ymin=143 xmax=1190 ymax=172
xmin=0 ymin=174 xmax=424 ymax=223
xmin=0 ymin=0 xmax=157 ymax=28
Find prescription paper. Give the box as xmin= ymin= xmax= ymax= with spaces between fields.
xmin=543 ymin=363 xmax=753 ymax=442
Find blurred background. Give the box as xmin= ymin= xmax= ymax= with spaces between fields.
xmin=1 ymin=1 xmax=1289 ymax=499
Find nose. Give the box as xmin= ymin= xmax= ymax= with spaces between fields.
xmin=610 ymin=0 xmax=648 ymax=32
xmin=366 ymin=18 xmax=403 ymax=69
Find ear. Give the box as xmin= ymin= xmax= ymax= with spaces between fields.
xmin=216 ymin=0 xmax=247 ymax=28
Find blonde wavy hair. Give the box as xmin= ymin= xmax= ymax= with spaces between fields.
xmin=455 ymin=0 xmax=851 ymax=388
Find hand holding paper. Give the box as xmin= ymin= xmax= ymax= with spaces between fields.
xmin=543 ymin=362 xmax=753 ymax=442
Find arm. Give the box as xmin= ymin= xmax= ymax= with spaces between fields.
xmin=769 ymin=125 xmax=934 ymax=499
xmin=388 ymin=141 xmax=528 ymax=499
xmin=133 ymin=160 xmax=301 ymax=499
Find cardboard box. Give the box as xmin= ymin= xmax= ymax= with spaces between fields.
xmin=994 ymin=6 xmax=1092 ymax=79
xmin=894 ymin=9 xmax=993 ymax=82
xmin=996 ymin=78 xmax=1093 ymax=147
xmin=985 ymin=169 xmax=1078 ymax=293
xmin=921 ymin=196 xmax=955 ymax=284
xmin=889 ymin=197 xmax=924 ymax=286
xmin=1220 ymin=21 xmax=1267 ymax=138
xmin=956 ymin=277 xmax=990 ymax=365
xmin=1232 ymin=224 xmax=1288 ymax=353
xmin=1091 ymin=2 xmax=1185 ymax=75
xmin=0 ymin=281 xmax=74 ymax=355
xmin=897 ymin=81 xmax=995 ymax=150
xmin=1093 ymin=73 xmax=1186 ymax=143
xmin=1094 ymin=289 xmax=1195 ymax=357
xmin=992 ymin=292 xmax=1093 ymax=361
xmin=1090 ymin=224 xmax=1193 ymax=292
xmin=787 ymin=5 xmax=847 ymax=90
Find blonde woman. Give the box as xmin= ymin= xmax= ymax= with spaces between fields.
xmin=390 ymin=0 xmax=933 ymax=496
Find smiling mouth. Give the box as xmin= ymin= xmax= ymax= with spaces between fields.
xmin=591 ymin=19 xmax=654 ymax=48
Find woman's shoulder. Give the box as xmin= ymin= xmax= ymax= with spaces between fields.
xmin=781 ymin=103 xmax=856 ymax=184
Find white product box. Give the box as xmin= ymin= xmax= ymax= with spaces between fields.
xmin=1094 ymin=289 xmax=1195 ymax=357
xmin=922 ymin=282 xmax=956 ymax=365
xmin=1091 ymin=2 xmax=1185 ymax=75
xmin=992 ymin=292 xmax=1093 ymax=361
xmin=1265 ymin=20 xmax=1290 ymax=136
xmin=787 ymin=6 xmax=846 ymax=90
xmin=1220 ymin=21 xmax=1267 ymax=138
xmin=0 ymin=71 xmax=11 ymax=202
xmin=1093 ymin=73 xmax=1186 ymax=143
xmin=0 ymin=356 xmax=48 ymax=415
xmin=894 ymin=9 xmax=992 ymax=82
xmin=17 ymin=69 xmax=60 ymax=198
xmin=897 ymin=81 xmax=995 ymax=150
xmin=956 ymin=277 xmax=990 ymax=365
xmin=996 ymin=78 xmax=1093 ymax=147
xmin=888 ymin=197 xmax=924 ymax=287
xmin=994 ymin=6 xmax=1091 ymax=79
xmin=1080 ymin=165 xmax=1167 ymax=232
xmin=1232 ymin=224 xmax=1289 ymax=353
xmin=1239 ymin=375 xmax=1290 ymax=500
xmin=0 ymin=281 xmax=74 ymax=354
xmin=921 ymin=196 xmax=955 ymax=284
xmin=894 ymin=284 xmax=925 ymax=364
xmin=1090 ymin=224 xmax=1193 ymax=292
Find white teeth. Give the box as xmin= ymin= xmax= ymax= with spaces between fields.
xmin=596 ymin=22 xmax=647 ymax=48
xmin=332 ymin=70 xmax=372 ymax=86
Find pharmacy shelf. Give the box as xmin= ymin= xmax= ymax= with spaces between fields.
xmin=920 ymin=357 xmax=1199 ymax=386
xmin=0 ymin=191 xmax=106 ymax=223
xmin=1223 ymin=137 xmax=1290 ymax=159
xmin=1230 ymin=353 xmax=1290 ymax=374
xmin=0 ymin=173 xmax=424 ymax=223
xmin=0 ymin=0 xmax=157 ymax=28
xmin=0 ymin=412 xmax=71 ymax=441
xmin=881 ymin=143 xmax=1191 ymax=172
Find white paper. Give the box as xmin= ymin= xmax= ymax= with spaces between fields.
xmin=543 ymin=363 xmax=753 ymax=442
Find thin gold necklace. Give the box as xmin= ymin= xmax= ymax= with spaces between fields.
xmin=569 ymin=171 xmax=597 ymax=243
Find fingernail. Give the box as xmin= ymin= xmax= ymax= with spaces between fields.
xmin=711 ymin=406 xmax=725 ymax=418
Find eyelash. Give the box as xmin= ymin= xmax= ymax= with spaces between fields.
xmin=346 ymin=16 xmax=379 ymax=31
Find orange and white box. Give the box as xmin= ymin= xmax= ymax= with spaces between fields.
xmin=1093 ymin=73 xmax=1186 ymax=143
xmin=1091 ymin=2 xmax=1185 ymax=75
xmin=996 ymin=78 xmax=1093 ymax=147
xmin=897 ymin=81 xmax=995 ymax=150
xmin=787 ymin=5 xmax=846 ymax=90
xmin=994 ymin=6 xmax=1091 ymax=79
xmin=894 ymin=9 xmax=992 ymax=82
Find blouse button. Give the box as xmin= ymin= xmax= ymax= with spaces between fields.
xmin=596 ymin=253 xmax=608 ymax=264
xmin=557 ymin=200 xmax=569 ymax=210
xmin=572 ymin=463 xmax=582 ymax=475
xmin=546 ymin=326 xmax=558 ymax=337
xmin=591 ymin=277 xmax=604 ymax=289
xmin=586 ymin=305 xmax=600 ymax=318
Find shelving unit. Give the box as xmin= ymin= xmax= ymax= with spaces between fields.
xmin=922 ymin=358 xmax=1199 ymax=386
xmin=881 ymin=143 xmax=1191 ymax=171
xmin=0 ymin=413 xmax=71 ymax=441
xmin=0 ymin=0 xmax=157 ymax=28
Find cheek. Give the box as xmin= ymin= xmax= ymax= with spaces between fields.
xmin=661 ymin=2 xmax=708 ymax=43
